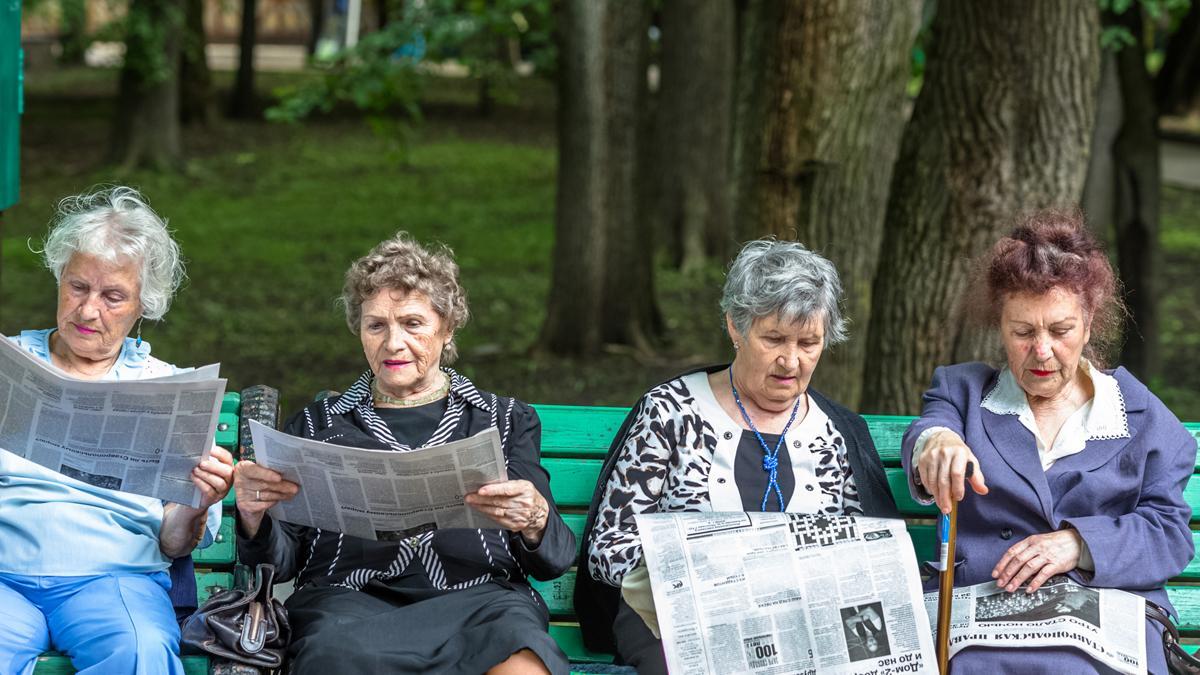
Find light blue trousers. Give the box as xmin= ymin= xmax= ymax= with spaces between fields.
xmin=0 ymin=572 xmax=185 ymax=675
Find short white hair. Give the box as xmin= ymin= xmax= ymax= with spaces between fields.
xmin=720 ymin=239 xmax=848 ymax=345
xmin=40 ymin=186 xmax=185 ymax=320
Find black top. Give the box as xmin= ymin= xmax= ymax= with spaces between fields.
xmin=734 ymin=431 xmax=795 ymax=512
xmin=237 ymin=372 xmax=576 ymax=598
xmin=374 ymin=399 xmax=448 ymax=447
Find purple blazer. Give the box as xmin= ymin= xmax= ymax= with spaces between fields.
xmin=903 ymin=362 xmax=1195 ymax=673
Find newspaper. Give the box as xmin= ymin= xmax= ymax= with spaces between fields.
xmin=0 ymin=335 xmax=226 ymax=508
xmin=636 ymin=512 xmax=937 ymax=675
xmin=248 ymin=419 xmax=508 ymax=540
xmin=922 ymin=576 xmax=1145 ymax=673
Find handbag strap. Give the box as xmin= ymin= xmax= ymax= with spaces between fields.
xmin=1146 ymin=601 xmax=1200 ymax=674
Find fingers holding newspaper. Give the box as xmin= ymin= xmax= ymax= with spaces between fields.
xmin=191 ymin=444 xmax=235 ymax=510
xmin=465 ymin=480 xmax=549 ymax=545
xmin=992 ymin=529 xmax=1083 ymax=593
xmin=234 ymin=460 xmax=301 ymax=537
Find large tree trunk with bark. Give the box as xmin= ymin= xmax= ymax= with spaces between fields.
xmin=655 ymin=0 xmax=736 ymax=272
xmin=179 ymin=0 xmax=215 ymax=126
xmin=229 ymin=0 xmax=258 ymax=118
xmin=730 ymin=0 xmax=921 ymax=407
xmin=110 ymin=0 xmax=184 ymax=170
xmin=1109 ymin=8 xmax=1161 ymax=379
xmin=861 ymin=1 xmax=1100 ymax=415
xmin=538 ymin=0 xmax=660 ymax=356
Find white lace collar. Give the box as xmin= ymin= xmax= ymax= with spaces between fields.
xmin=981 ymin=360 xmax=1129 ymax=441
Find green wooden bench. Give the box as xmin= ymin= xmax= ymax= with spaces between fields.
xmin=33 ymin=392 xmax=244 ymax=675
xmin=528 ymin=405 xmax=1200 ymax=670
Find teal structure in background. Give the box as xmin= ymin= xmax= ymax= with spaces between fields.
xmin=0 ymin=0 xmax=20 ymax=211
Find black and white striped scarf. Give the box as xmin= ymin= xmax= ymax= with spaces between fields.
xmin=305 ymin=368 xmax=515 ymax=593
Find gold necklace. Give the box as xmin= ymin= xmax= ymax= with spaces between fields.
xmin=372 ymin=376 xmax=450 ymax=408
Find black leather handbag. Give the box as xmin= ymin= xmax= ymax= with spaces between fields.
xmin=181 ymin=563 xmax=290 ymax=669
xmin=1146 ymin=601 xmax=1200 ymax=675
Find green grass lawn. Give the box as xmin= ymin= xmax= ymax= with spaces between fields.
xmin=2 ymin=65 xmax=1199 ymax=421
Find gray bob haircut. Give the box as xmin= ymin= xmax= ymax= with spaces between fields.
xmin=40 ymin=186 xmax=185 ymax=321
xmin=720 ymin=239 xmax=848 ymax=345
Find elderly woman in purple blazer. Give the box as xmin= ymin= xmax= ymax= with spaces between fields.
xmin=902 ymin=209 xmax=1195 ymax=673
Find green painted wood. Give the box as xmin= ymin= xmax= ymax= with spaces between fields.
xmin=545 ymin=458 xmax=604 ymax=509
xmin=33 ymin=655 xmax=209 ymax=674
xmin=196 ymin=571 xmax=233 ymax=605
xmin=221 ymin=392 xmax=241 ymax=416
xmin=532 ymin=571 xmax=576 ymax=618
xmin=193 ymin=515 xmax=236 ymax=565
xmin=862 ymin=415 xmax=917 ymax=466
xmin=1167 ymin=586 xmax=1200 ymax=634
xmin=536 ymin=404 xmax=629 ymax=458
xmin=215 ymin=412 xmax=238 ymax=449
xmin=549 ymin=623 xmax=615 ymax=664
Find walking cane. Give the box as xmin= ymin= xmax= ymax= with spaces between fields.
xmin=936 ymin=461 xmax=973 ymax=674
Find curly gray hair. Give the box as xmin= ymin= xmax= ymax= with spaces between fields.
xmin=341 ymin=232 xmax=470 ymax=363
xmin=40 ymin=186 xmax=185 ymax=321
xmin=720 ymin=239 xmax=848 ymax=345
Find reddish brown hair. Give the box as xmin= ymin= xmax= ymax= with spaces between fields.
xmin=969 ymin=208 xmax=1124 ymax=366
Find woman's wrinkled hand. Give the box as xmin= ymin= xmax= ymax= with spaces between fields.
xmin=234 ymin=460 xmax=300 ymax=538
xmin=993 ymin=529 xmax=1083 ymax=593
xmin=916 ymin=430 xmax=989 ymax=514
xmin=465 ymin=480 xmax=549 ymax=545
xmin=193 ymin=445 xmax=235 ymax=510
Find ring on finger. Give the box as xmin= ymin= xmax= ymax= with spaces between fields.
xmin=256 ymin=489 xmax=261 ymax=501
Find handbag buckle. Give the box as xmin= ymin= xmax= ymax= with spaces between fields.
xmin=239 ymin=601 xmax=267 ymax=654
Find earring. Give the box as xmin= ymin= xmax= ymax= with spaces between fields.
xmin=733 ymin=342 xmax=740 ymax=351
xmin=135 ymin=318 xmax=144 ymax=348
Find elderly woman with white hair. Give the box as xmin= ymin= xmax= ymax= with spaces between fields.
xmin=1 ymin=186 xmax=234 ymax=675
xmin=577 ymin=239 xmax=899 ymax=673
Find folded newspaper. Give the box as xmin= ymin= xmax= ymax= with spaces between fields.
xmin=923 ymin=576 xmax=1146 ymax=674
xmin=0 ymin=334 xmax=226 ymax=508
xmin=635 ymin=512 xmax=938 ymax=675
xmin=248 ymin=420 xmax=507 ymax=540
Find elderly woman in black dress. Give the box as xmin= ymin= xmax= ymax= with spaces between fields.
xmin=235 ymin=232 xmax=575 ymax=674
xmin=578 ymin=239 xmax=899 ymax=673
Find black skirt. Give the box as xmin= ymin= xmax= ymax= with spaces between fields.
xmin=285 ymin=576 xmax=568 ymax=675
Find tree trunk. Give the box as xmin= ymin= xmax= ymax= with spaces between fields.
xmin=1109 ymin=8 xmax=1161 ymax=379
xmin=58 ymin=0 xmax=88 ymax=65
xmin=538 ymin=0 xmax=659 ymax=356
xmin=1081 ymin=49 xmax=1121 ymax=246
xmin=861 ymin=1 xmax=1100 ymax=415
xmin=1156 ymin=1 xmax=1200 ymax=116
xmin=655 ymin=0 xmax=736 ymax=272
xmin=730 ymin=0 xmax=921 ymax=408
xmin=110 ymin=0 xmax=184 ymax=171
xmin=179 ymin=0 xmax=215 ymax=126
xmin=308 ymin=0 xmax=325 ymax=57
xmin=229 ymin=0 xmax=258 ymax=118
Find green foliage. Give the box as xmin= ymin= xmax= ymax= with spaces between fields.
xmin=1099 ymin=0 xmax=1191 ymax=53
xmin=266 ymin=0 xmax=554 ymax=149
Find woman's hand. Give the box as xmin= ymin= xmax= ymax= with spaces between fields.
xmin=916 ymin=430 xmax=989 ymax=513
xmin=234 ymin=460 xmax=300 ymax=538
xmin=192 ymin=445 xmax=235 ymax=510
xmin=465 ymin=480 xmax=549 ymax=545
xmin=993 ymin=529 xmax=1083 ymax=593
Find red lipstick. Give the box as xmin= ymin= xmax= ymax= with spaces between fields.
xmin=1030 ymin=369 xmax=1053 ymax=377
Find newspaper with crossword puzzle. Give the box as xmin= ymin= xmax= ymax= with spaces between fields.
xmin=635 ymin=512 xmax=937 ymax=675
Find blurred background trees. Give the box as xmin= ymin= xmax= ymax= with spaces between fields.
xmin=4 ymin=0 xmax=1200 ymax=416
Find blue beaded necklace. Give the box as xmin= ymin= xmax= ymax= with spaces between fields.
xmin=729 ymin=367 xmax=802 ymax=512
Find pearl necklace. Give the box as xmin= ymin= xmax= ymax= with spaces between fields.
xmin=372 ymin=376 xmax=450 ymax=408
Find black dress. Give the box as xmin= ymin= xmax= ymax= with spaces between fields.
xmin=237 ymin=370 xmax=576 ymax=675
